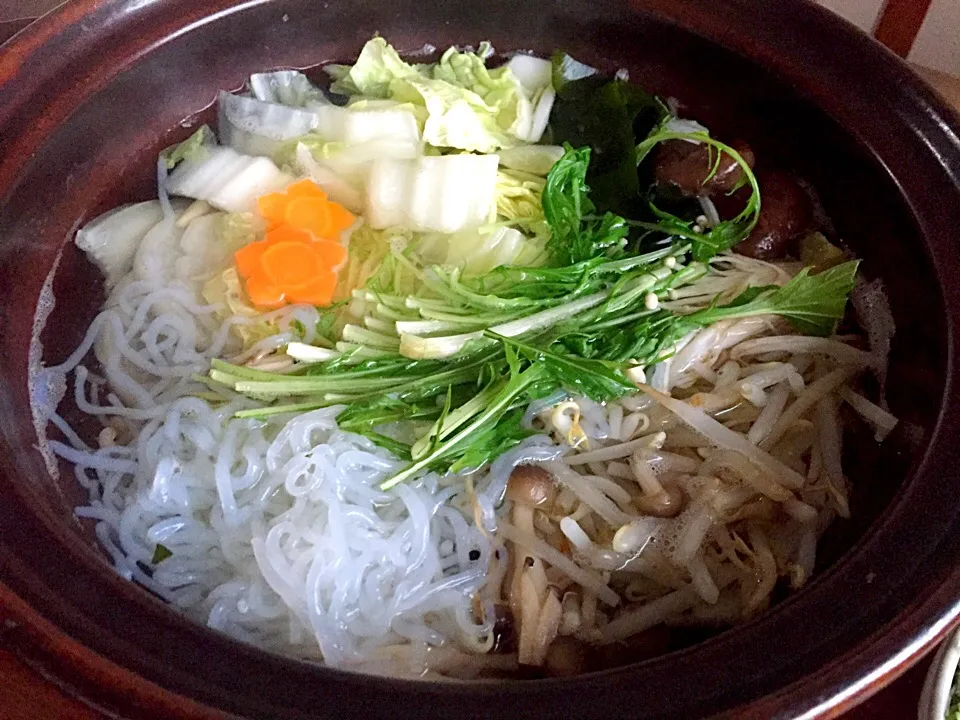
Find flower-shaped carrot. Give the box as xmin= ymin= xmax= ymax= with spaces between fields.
xmin=257 ymin=179 xmax=355 ymax=239
xmin=234 ymin=224 xmax=347 ymax=308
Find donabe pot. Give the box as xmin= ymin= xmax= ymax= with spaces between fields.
xmin=1 ymin=1 xmax=960 ymax=718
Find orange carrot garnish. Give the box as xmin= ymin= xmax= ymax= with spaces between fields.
xmin=257 ymin=179 xmax=355 ymax=239
xmin=237 ymin=180 xmax=356 ymax=309
xmin=234 ymin=224 xmax=347 ymax=309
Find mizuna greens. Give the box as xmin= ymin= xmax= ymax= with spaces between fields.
xmin=48 ymin=36 xmax=891 ymax=679
xmin=209 ymin=143 xmax=856 ymax=488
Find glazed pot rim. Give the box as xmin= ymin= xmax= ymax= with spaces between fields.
xmin=2 ymin=1 xmax=960 ymax=719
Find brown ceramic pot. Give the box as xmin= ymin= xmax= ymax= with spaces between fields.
xmin=1 ymin=1 xmax=960 ymax=718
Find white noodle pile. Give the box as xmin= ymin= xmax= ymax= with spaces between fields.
xmin=71 ymin=401 xmax=491 ymax=666
xmin=31 ymin=209 xmax=495 ymax=674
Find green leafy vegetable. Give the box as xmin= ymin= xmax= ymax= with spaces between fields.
xmin=431 ymin=42 xmax=507 ymax=104
xmin=161 ymin=126 xmax=215 ymax=169
xmin=417 ymin=226 xmax=548 ymax=278
xmin=449 ymin=408 xmax=534 ymax=473
xmin=327 ymin=37 xmax=424 ymax=97
xmin=549 ymin=56 xmax=668 ymax=216
xmin=799 ymin=231 xmax=847 ymax=274
xmin=541 ymin=145 xmax=593 ymax=259
xmin=633 ymin=125 xmax=761 ymax=262
xmin=495 ymin=169 xmax=550 ymax=239
xmin=555 ymin=300 xmax=694 ymax=364
xmin=326 ymin=37 xmax=552 ymax=152
xmin=541 ymin=145 xmax=628 ymax=265
xmin=949 ymin=666 xmax=960 ymax=720
xmin=498 ymin=145 xmax=566 ymax=177
xmin=687 ymin=260 xmax=860 ymax=336
xmin=497 ymin=334 xmax=636 ymax=399
xmin=151 ymin=544 xmax=173 ymax=564
xmin=249 ymin=70 xmax=329 ymax=107
xmin=399 ymin=76 xmax=517 ymax=152
xmin=549 ymin=55 xmax=756 ymax=261
xmin=213 ymin=251 xmax=857 ymax=487
xmin=380 ymin=363 xmax=547 ymax=490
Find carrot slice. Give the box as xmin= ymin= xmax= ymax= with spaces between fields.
xmin=285 ymin=178 xmax=328 ymax=200
xmin=245 ymin=274 xmax=287 ymax=309
xmin=256 ymin=179 xmax=354 ymax=240
xmin=234 ymin=223 xmax=349 ymax=309
xmin=326 ymin=202 xmax=357 ymax=235
xmin=234 ymin=241 xmax=267 ymax=278
xmin=284 ymin=196 xmax=333 ymax=238
xmin=242 ymin=179 xmax=357 ymax=308
xmin=256 ymin=192 xmax=288 ymax=226
xmin=286 ymin=270 xmax=339 ymax=306
xmin=261 ymin=224 xmax=307 ymax=244
xmin=311 ymin=238 xmax=348 ymax=270
xmin=260 ymin=242 xmax=323 ymax=286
